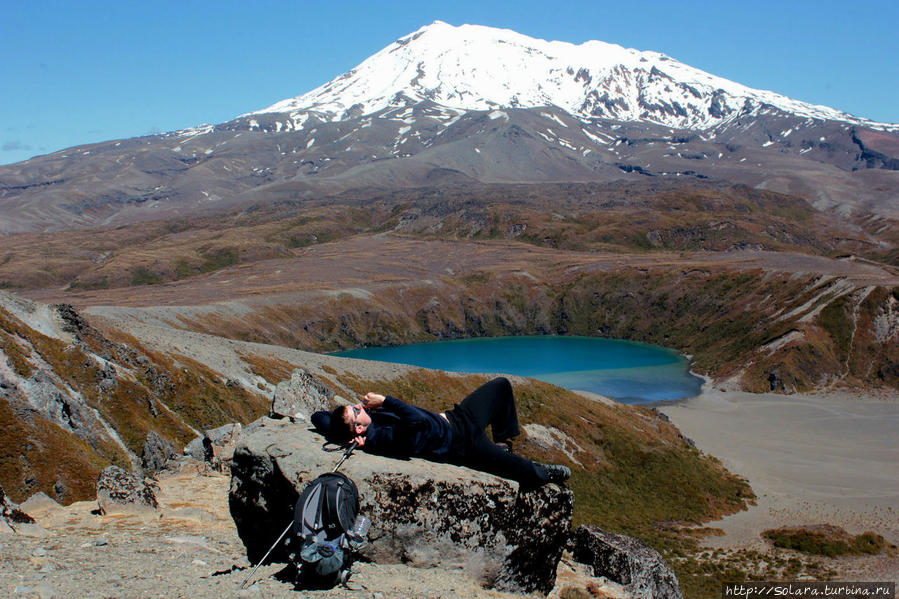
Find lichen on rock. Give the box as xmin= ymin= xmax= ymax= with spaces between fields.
xmin=569 ymin=525 xmax=683 ymax=599
xmin=96 ymin=466 xmax=158 ymax=514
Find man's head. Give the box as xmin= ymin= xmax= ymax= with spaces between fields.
xmin=330 ymin=403 xmax=371 ymax=443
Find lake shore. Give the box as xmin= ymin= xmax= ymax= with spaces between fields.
xmin=658 ymin=387 xmax=899 ymax=557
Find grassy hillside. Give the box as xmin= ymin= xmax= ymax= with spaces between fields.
xmin=333 ymin=369 xmax=752 ymax=528
xmin=330 ymin=368 xmax=754 ymax=598
xmin=0 ymin=302 xmax=268 ymax=503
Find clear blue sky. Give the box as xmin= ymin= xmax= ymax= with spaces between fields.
xmin=2 ymin=0 xmax=897 ymax=165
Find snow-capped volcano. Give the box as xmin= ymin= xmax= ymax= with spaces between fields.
xmin=250 ymin=21 xmax=889 ymax=132
xmin=2 ymin=21 xmax=897 ymax=233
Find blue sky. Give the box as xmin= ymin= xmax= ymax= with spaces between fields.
xmin=2 ymin=0 xmax=897 ymax=165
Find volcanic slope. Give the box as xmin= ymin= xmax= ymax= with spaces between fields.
xmin=1 ymin=22 xmax=897 ymax=233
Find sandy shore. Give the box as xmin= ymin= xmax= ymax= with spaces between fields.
xmin=660 ymin=388 xmax=899 ymax=552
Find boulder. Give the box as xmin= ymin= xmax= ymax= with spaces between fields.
xmin=229 ymin=418 xmax=572 ymax=594
xmin=20 ymin=492 xmax=61 ymax=514
xmin=569 ymin=525 xmax=683 ymax=599
xmin=96 ymin=466 xmax=158 ymax=514
xmin=184 ymin=436 xmax=206 ymax=462
xmin=97 ymin=362 xmax=118 ymax=391
xmin=1 ymin=483 xmax=34 ymax=531
xmin=183 ymin=423 xmax=244 ymax=469
xmin=141 ymin=431 xmax=177 ymax=473
xmin=204 ymin=423 xmax=243 ymax=471
xmin=270 ymin=368 xmax=333 ymax=420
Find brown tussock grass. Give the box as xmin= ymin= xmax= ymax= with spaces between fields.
xmin=239 ymin=351 xmax=296 ymax=385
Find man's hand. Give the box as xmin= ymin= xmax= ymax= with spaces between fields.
xmin=353 ymin=435 xmax=366 ymax=447
xmin=363 ymin=392 xmax=385 ymax=409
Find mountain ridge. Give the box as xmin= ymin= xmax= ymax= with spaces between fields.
xmin=1 ymin=21 xmax=897 ymax=233
xmin=248 ymin=21 xmax=896 ymax=132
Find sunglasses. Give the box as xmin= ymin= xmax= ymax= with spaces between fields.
xmin=350 ymin=405 xmax=361 ymax=430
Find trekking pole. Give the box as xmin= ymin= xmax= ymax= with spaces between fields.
xmin=332 ymin=439 xmax=359 ymax=472
xmin=240 ymin=521 xmax=293 ymax=589
xmin=239 ymin=440 xmax=359 ymax=589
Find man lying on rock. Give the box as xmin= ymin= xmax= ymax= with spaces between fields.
xmin=311 ymin=377 xmax=570 ymax=488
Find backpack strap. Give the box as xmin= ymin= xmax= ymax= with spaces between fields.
xmin=324 ymin=475 xmax=349 ymax=535
xmin=340 ymin=573 xmax=368 ymax=591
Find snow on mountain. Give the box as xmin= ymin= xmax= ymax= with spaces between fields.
xmin=3 ymin=21 xmax=897 ymax=233
xmin=249 ymin=21 xmax=895 ymax=132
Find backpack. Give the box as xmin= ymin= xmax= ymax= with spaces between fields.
xmin=288 ymin=471 xmax=367 ymax=588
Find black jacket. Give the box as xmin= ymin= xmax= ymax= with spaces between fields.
xmin=363 ymin=396 xmax=454 ymax=459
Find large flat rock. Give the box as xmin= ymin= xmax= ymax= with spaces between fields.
xmin=228 ymin=417 xmax=573 ymax=593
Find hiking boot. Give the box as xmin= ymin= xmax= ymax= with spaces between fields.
xmin=539 ymin=463 xmax=571 ymax=484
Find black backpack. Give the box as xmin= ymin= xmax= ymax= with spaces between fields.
xmin=288 ymin=471 xmax=367 ymax=588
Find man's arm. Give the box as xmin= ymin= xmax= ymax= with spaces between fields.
xmin=363 ymin=392 xmax=385 ymax=409
xmin=364 ymin=391 xmax=428 ymax=428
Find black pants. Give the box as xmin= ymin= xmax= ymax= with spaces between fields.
xmin=447 ymin=377 xmax=544 ymax=487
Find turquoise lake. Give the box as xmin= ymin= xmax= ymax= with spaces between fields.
xmin=336 ymin=335 xmax=704 ymax=404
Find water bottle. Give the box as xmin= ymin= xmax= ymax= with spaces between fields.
xmin=348 ymin=515 xmax=370 ymax=543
